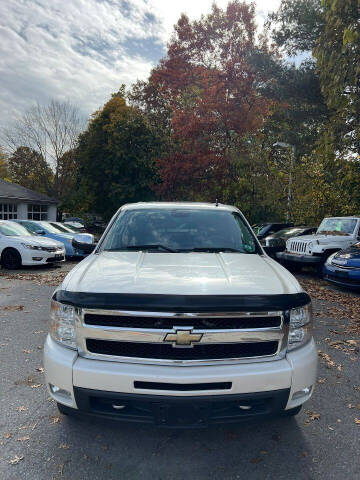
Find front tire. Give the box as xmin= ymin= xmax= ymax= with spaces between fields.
xmin=1 ymin=248 xmax=22 ymax=270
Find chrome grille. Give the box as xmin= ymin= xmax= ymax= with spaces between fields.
xmin=76 ymin=309 xmax=287 ymax=366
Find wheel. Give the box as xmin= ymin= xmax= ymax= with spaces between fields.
xmin=1 ymin=248 xmax=22 ymax=269
xmin=282 ymin=405 xmax=302 ymax=417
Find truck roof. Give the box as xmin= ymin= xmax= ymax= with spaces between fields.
xmin=121 ymin=202 xmax=239 ymax=213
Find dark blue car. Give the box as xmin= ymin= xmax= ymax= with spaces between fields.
xmin=323 ymin=243 xmax=360 ymax=288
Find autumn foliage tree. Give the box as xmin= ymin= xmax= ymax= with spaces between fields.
xmin=140 ymin=1 xmax=276 ymax=199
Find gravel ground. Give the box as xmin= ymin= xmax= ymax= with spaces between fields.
xmin=0 ymin=262 xmax=359 ymax=480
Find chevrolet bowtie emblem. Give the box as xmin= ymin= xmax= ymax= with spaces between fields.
xmin=164 ymin=328 xmax=203 ymax=347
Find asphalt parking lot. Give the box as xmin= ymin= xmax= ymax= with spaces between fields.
xmin=0 ymin=262 xmax=359 ymax=480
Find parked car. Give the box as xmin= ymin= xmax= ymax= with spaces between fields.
xmin=323 ymin=243 xmax=360 ymax=288
xmin=255 ymin=222 xmax=294 ymax=240
xmin=45 ymin=202 xmax=317 ymax=426
xmin=63 ymin=221 xmax=87 ymax=233
xmin=50 ymin=222 xmax=87 ymax=234
xmin=262 ymin=226 xmax=317 ymax=256
xmin=0 ymin=220 xmax=65 ymax=269
xmin=14 ymin=220 xmax=87 ymax=258
xmin=277 ymin=216 xmax=360 ymax=273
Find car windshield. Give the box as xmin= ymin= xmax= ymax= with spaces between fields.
xmin=271 ymin=227 xmax=304 ymax=239
xmin=256 ymin=225 xmax=270 ymax=236
xmin=317 ymin=218 xmax=357 ymax=235
xmin=50 ymin=222 xmax=74 ymax=233
xmin=0 ymin=222 xmax=33 ymax=237
xmin=102 ymin=208 xmax=258 ymax=253
xmin=37 ymin=222 xmax=65 ymax=234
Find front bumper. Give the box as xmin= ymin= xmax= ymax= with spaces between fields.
xmin=44 ymin=336 xmax=318 ymax=425
xmin=21 ymin=249 xmax=66 ymax=265
xmin=277 ymin=251 xmax=323 ymax=264
xmin=323 ymin=264 xmax=360 ymax=288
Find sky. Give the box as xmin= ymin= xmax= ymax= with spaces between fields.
xmin=0 ymin=0 xmax=280 ymax=129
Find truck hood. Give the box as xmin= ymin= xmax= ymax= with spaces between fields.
xmin=62 ymin=251 xmax=301 ymax=296
xmin=289 ymin=234 xmax=352 ymax=244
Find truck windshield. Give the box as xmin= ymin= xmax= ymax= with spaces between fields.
xmin=317 ymin=218 xmax=357 ymax=236
xmin=102 ymin=208 xmax=258 ymax=253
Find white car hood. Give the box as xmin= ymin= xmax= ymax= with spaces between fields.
xmin=288 ymin=234 xmax=352 ymax=244
xmin=10 ymin=236 xmax=63 ymax=248
xmin=62 ymin=252 xmax=301 ymax=295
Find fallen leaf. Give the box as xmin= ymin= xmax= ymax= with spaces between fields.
xmin=59 ymin=443 xmax=70 ymax=449
xmin=3 ymin=305 xmax=24 ymax=311
xmin=250 ymin=458 xmax=261 ymax=463
xmin=50 ymin=415 xmax=60 ymax=424
xmin=16 ymin=406 xmax=28 ymax=412
xmin=30 ymin=384 xmax=42 ymax=389
xmin=9 ymin=455 xmax=24 ymax=465
xmin=17 ymin=436 xmax=30 ymax=442
xmin=36 ymin=367 xmax=44 ymax=373
xmin=355 ymin=418 xmax=360 ymax=425
xmin=4 ymin=432 xmax=11 ymax=439
xmin=306 ymin=411 xmax=320 ymax=421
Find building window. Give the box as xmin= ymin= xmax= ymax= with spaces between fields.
xmin=27 ymin=204 xmax=48 ymax=220
xmin=0 ymin=203 xmax=18 ymax=220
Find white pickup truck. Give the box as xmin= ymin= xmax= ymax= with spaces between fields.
xmin=44 ymin=202 xmax=317 ymax=427
xmin=277 ymin=217 xmax=360 ymax=272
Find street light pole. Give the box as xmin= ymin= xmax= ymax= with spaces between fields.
xmin=273 ymin=142 xmax=296 ymax=222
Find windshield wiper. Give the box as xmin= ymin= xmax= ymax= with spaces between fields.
xmin=105 ymin=244 xmax=177 ymax=252
xmin=183 ymin=247 xmax=244 ymax=253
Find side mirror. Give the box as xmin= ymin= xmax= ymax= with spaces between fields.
xmin=35 ymin=230 xmax=45 ymax=235
xmin=72 ymin=233 xmax=96 ymax=254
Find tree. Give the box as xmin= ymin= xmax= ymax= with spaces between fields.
xmin=76 ymin=91 xmax=162 ymax=219
xmin=140 ymin=1 xmax=276 ymax=199
xmin=314 ymin=0 xmax=360 ymax=155
xmin=0 ymin=146 xmax=9 ymax=179
xmin=7 ymin=146 xmax=53 ymax=194
xmin=2 ymin=100 xmax=84 ymax=197
xmin=267 ymin=0 xmax=324 ymax=55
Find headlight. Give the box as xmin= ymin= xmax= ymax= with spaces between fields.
xmin=50 ymin=300 xmax=77 ymax=349
xmin=22 ymin=243 xmax=41 ymax=250
xmin=287 ymin=305 xmax=312 ymax=351
xmin=326 ymin=252 xmax=337 ymax=265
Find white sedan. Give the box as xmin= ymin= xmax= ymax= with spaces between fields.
xmin=0 ymin=221 xmax=65 ymax=269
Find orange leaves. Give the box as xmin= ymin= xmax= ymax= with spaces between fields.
xmin=150 ymin=1 xmax=275 ymax=199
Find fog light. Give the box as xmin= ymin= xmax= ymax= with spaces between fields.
xmin=32 ymin=257 xmax=43 ymax=261
xmin=49 ymin=384 xmax=72 ymax=401
xmin=112 ymin=404 xmax=126 ymax=410
xmin=238 ymin=405 xmax=252 ymax=410
xmin=292 ymin=386 xmax=312 ymax=401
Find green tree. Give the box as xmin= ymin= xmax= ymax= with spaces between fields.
xmin=7 ymin=146 xmax=53 ymax=194
xmin=314 ymin=0 xmax=360 ymax=155
xmin=76 ymin=91 xmax=162 ymax=219
xmin=267 ymin=0 xmax=324 ymax=55
xmin=0 ymin=146 xmax=9 ymax=179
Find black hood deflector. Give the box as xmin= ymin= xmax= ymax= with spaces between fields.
xmin=55 ymin=290 xmax=311 ymax=312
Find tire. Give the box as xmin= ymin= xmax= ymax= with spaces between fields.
xmin=282 ymin=405 xmax=302 ymax=417
xmin=1 ymin=248 xmax=22 ymax=270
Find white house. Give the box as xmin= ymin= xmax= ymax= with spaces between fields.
xmin=0 ymin=179 xmax=58 ymax=221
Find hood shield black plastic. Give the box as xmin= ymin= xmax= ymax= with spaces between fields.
xmin=54 ymin=291 xmax=311 ymax=312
